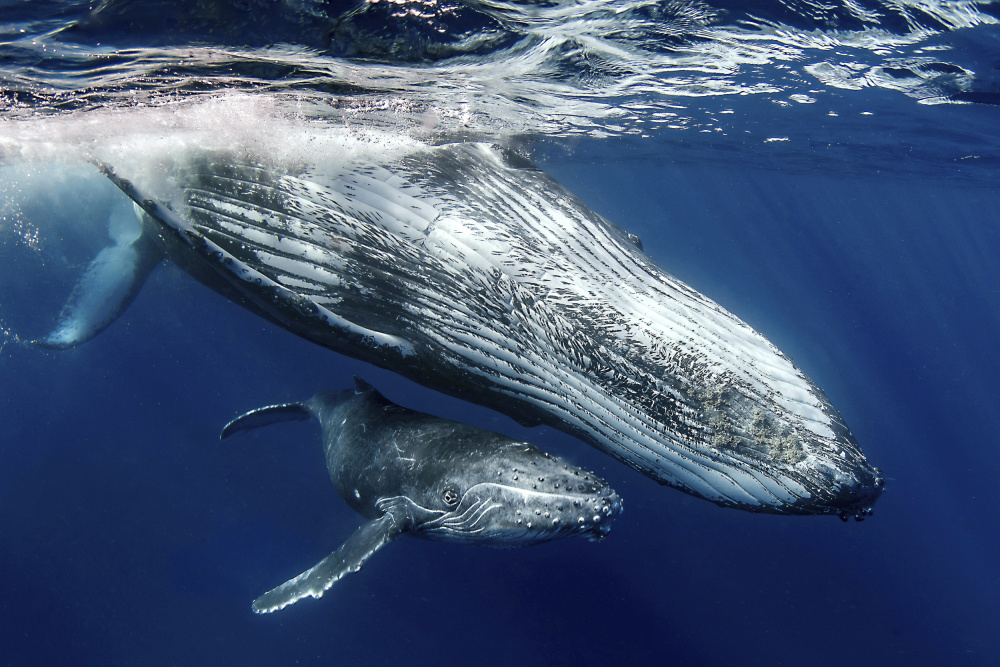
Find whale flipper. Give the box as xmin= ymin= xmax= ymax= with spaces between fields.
xmin=252 ymin=513 xmax=402 ymax=614
xmin=220 ymin=402 xmax=312 ymax=440
xmin=38 ymin=202 xmax=163 ymax=349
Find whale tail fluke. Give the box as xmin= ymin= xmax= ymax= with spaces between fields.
xmin=252 ymin=513 xmax=402 ymax=614
xmin=36 ymin=201 xmax=163 ymax=349
xmin=220 ymin=402 xmax=312 ymax=440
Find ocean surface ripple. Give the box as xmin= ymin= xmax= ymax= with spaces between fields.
xmin=2 ymin=0 xmax=999 ymax=179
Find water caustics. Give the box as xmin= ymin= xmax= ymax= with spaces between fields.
xmin=4 ymin=0 xmax=1000 ymax=149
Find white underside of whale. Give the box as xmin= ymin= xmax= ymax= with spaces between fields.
xmin=40 ymin=136 xmax=879 ymax=514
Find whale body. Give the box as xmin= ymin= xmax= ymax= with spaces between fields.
xmin=222 ymin=377 xmax=622 ymax=612
xmin=47 ymin=140 xmax=883 ymax=518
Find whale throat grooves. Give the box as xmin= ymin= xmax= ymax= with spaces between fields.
xmin=123 ymin=142 xmax=882 ymax=517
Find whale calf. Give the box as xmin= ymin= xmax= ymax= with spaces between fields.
xmin=222 ymin=377 xmax=622 ymax=613
xmin=45 ymin=139 xmax=882 ymax=518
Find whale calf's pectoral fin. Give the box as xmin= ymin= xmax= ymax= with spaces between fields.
xmin=220 ymin=402 xmax=312 ymax=440
xmin=252 ymin=514 xmax=402 ymax=614
xmin=37 ymin=202 xmax=163 ymax=349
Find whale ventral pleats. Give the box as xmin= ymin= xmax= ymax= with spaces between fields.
xmin=54 ymin=139 xmax=881 ymax=518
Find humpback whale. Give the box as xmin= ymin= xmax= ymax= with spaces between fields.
xmin=46 ymin=140 xmax=882 ymax=518
xmin=222 ymin=377 xmax=622 ymax=613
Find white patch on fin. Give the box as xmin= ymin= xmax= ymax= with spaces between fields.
xmin=252 ymin=514 xmax=402 ymax=614
xmin=38 ymin=200 xmax=162 ymax=348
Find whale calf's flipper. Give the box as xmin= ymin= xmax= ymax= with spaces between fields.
xmin=38 ymin=202 xmax=163 ymax=349
xmin=220 ymin=402 xmax=312 ymax=440
xmin=252 ymin=513 xmax=403 ymax=614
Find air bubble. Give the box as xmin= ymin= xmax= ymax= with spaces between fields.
xmin=593 ymin=515 xmax=601 ymax=522
xmin=535 ymin=509 xmax=541 ymax=516
xmin=552 ymin=518 xmax=560 ymax=526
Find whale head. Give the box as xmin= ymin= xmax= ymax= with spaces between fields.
xmin=414 ymin=444 xmax=623 ymax=546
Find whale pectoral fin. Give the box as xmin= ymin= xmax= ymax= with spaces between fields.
xmin=252 ymin=514 xmax=402 ymax=614
xmin=37 ymin=202 xmax=163 ymax=349
xmin=220 ymin=403 xmax=312 ymax=440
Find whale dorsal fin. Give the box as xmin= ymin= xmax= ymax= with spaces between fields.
xmin=219 ymin=402 xmax=311 ymax=440
xmin=351 ymin=376 xmax=396 ymax=408
xmin=252 ymin=513 xmax=403 ymax=613
xmin=352 ymin=376 xmax=377 ymax=395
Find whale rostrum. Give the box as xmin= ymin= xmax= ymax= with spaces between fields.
xmin=48 ymin=140 xmax=883 ymax=518
xmin=222 ymin=377 xmax=623 ymax=613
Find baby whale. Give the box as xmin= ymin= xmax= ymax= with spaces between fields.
xmin=221 ymin=377 xmax=623 ymax=613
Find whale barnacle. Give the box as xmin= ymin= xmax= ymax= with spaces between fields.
xmin=442 ymin=487 xmax=460 ymax=506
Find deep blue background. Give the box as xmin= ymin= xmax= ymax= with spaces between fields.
xmin=1 ymin=135 xmax=998 ymax=665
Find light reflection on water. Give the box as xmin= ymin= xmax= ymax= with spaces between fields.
xmin=3 ymin=1 xmax=999 ymax=154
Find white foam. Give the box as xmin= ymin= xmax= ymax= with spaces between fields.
xmin=0 ymin=93 xmax=431 ymax=192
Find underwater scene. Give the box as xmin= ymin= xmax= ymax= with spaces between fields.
xmin=1 ymin=1 xmax=999 ymax=665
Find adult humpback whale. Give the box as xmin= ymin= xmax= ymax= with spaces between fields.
xmin=221 ymin=377 xmax=622 ymax=613
xmin=46 ymin=139 xmax=882 ymax=518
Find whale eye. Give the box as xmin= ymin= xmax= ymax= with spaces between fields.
xmin=442 ymin=487 xmax=460 ymax=506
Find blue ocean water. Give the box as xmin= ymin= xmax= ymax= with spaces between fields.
xmin=2 ymin=1 xmax=999 ymax=665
